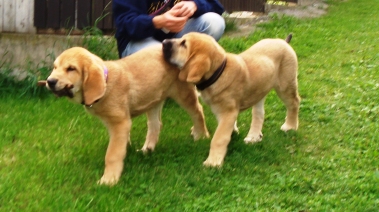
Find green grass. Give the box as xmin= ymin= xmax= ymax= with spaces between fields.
xmin=1 ymin=0 xmax=379 ymax=210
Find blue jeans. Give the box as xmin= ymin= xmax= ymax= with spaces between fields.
xmin=121 ymin=12 xmax=225 ymax=58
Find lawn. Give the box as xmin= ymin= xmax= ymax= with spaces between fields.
xmin=1 ymin=0 xmax=378 ymax=211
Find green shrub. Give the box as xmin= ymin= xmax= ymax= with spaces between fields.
xmin=81 ymin=26 xmax=118 ymax=61
xmin=81 ymin=10 xmax=118 ymax=60
xmin=0 ymin=64 xmax=51 ymax=98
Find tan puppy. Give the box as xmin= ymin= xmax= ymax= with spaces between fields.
xmin=43 ymin=45 xmax=209 ymax=185
xmin=162 ymin=32 xmax=300 ymax=166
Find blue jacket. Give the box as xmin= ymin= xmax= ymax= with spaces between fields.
xmin=113 ymin=0 xmax=225 ymax=57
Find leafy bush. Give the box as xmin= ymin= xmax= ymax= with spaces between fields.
xmin=81 ymin=11 xmax=118 ymax=60
xmin=81 ymin=26 xmax=118 ymax=61
xmin=0 ymin=65 xmax=51 ymax=98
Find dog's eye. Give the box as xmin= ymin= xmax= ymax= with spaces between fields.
xmin=67 ymin=66 xmax=76 ymax=72
xmin=180 ymin=40 xmax=186 ymax=48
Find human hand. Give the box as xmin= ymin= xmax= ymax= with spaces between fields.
xmin=171 ymin=1 xmax=197 ymax=18
xmin=153 ymin=10 xmax=188 ymax=33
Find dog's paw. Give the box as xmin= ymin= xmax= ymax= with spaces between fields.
xmin=191 ymin=126 xmax=210 ymax=141
xmin=203 ymin=156 xmax=223 ymax=167
xmin=233 ymin=122 xmax=239 ymax=134
xmin=139 ymin=146 xmax=155 ymax=154
xmin=98 ymin=175 xmax=119 ymax=186
xmin=139 ymin=140 xmax=157 ymax=153
xmin=280 ymin=123 xmax=297 ymax=132
xmin=244 ymin=132 xmax=263 ymax=144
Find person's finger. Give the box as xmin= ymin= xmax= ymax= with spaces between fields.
xmin=180 ymin=9 xmax=192 ymax=17
xmin=171 ymin=2 xmax=184 ymax=10
xmin=166 ymin=18 xmax=187 ymax=32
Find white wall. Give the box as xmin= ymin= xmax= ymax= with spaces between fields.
xmin=0 ymin=0 xmax=36 ymax=33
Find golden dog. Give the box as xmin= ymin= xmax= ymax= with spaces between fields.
xmin=162 ymin=32 xmax=300 ymax=166
xmin=42 ymin=45 xmax=209 ymax=185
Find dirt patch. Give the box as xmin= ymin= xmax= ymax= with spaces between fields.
xmin=268 ymin=0 xmax=328 ymax=19
xmin=224 ymin=0 xmax=328 ymax=37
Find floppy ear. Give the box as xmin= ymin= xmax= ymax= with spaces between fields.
xmin=179 ymin=54 xmax=211 ymax=83
xmin=82 ymin=62 xmax=106 ymax=105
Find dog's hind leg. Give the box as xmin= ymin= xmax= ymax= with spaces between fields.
xmin=276 ymin=46 xmax=300 ymax=131
xmin=172 ymin=84 xmax=209 ymax=140
xmin=276 ymin=85 xmax=300 ymax=131
xmin=244 ymin=98 xmax=265 ymax=144
xmin=141 ymin=101 xmax=165 ymax=153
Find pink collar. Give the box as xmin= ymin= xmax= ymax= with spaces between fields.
xmin=104 ymin=66 xmax=108 ymax=82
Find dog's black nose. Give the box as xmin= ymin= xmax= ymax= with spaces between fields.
xmin=47 ymin=78 xmax=58 ymax=88
xmin=162 ymin=40 xmax=172 ymax=62
xmin=162 ymin=39 xmax=172 ymax=50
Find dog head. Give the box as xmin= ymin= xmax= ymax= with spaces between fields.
xmin=162 ymin=32 xmax=226 ymax=84
xmin=46 ymin=47 xmax=107 ymax=106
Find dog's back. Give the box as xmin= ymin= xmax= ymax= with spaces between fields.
xmin=239 ymin=35 xmax=297 ymax=74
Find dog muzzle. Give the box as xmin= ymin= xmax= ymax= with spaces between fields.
xmin=46 ymin=78 xmax=74 ymax=98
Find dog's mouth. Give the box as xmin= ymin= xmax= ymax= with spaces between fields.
xmin=45 ymin=78 xmax=74 ymax=98
xmin=53 ymin=86 xmax=74 ymax=98
xmin=50 ymin=84 xmax=74 ymax=98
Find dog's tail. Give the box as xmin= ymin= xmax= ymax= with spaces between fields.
xmin=285 ymin=34 xmax=293 ymax=43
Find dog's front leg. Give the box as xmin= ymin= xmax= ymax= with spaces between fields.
xmin=203 ymin=110 xmax=239 ymax=167
xmin=99 ymin=119 xmax=131 ymax=186
xmin=172 ymin=84 xmax=210 ymax=140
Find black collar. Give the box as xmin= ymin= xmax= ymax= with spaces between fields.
xmin=196 ymin=58 xmax=227 ymax=91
